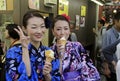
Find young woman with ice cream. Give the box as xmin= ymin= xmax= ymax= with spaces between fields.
xmin=51 ymin=14 xmax=100 ymax=81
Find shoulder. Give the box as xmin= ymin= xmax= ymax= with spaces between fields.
xmin=104 ymin=27 xmax=114 ymax=36
xmin=71 ymin=32 xmax=76 ymax=35
xmin=6 ymin=44 xmax=22 ymax=58
xmin=69 ymin=41 xmax=82 ymax=46
xmin=41 ymin=45 xmax=51 ymax=50
xmin=106 ymin=27 xmax=118 ymax=37
xmin=67 ymin=41 xmax=83 ymax=49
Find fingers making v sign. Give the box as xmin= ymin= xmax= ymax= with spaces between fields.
xmin=14 ymin=26 xmax=30 ymax=48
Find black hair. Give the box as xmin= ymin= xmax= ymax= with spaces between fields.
xmin=23 ymin=10 xmax=44 ymax=28
xmin=52 ymin=15 xmax=70 ymax=29
xmin=45 ymin=17 xmax=52 ymax=28
xmin=113 ymin=11 xmax=120 ymax=21
xmin=6 ymin=24 xmax=20 ymax=40
xmin=98 ymin=19 xmax=105 ymax=26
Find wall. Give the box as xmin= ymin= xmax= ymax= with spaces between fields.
xmin=13 ymin=0 xmax=57 ymax=25
xmin=68 ymin=0 xmax=98 ymax=61
xmin=68 ymin=0 xmax=97 ymax=46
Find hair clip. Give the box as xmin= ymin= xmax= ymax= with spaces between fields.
xmin=61 ymin=14 xmax=70 ymax=21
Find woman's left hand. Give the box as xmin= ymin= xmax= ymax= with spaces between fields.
xmin=43 ymin=62 xmax=52 ymax=75
xmin=43 ymin=62 xmax=52 ymax=81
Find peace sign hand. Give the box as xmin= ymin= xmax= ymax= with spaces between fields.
xmin=14 ymin=26 xmax=30 ymax=48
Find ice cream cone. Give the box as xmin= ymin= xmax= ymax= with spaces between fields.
xmin=58 ymin=37 xmax=67 ymax=47
xmin=45 ymin=50 xmax=54 ymax=62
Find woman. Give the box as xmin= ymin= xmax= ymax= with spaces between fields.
xmin=5 ymin=24 xmax=21 ymax=80
xmin=51 ymin=15 xmax=100 ymax=81
xmin=116 ymin=43 xmax=120 ymax=81
xmin=0 ymin=39 xmax=4 ymax=63
xmin=5 ymin=11 xmax=60 ymax=81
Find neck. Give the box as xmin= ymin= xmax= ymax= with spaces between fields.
xmin=10 ymin=38 xmax=20 ymax=47
xmin=31 ymin=41 xmax=41 ymax=49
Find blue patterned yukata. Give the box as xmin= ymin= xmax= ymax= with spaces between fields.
xmin=5 ymin=43 xmax=60 ymax=81
xmin=51 ymin=41 xmax=100 ymax=81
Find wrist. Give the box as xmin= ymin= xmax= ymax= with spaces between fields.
xmin=44 ymin=73 xmax=51 ymax=80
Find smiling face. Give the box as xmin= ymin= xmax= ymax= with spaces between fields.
xmin=52 ymin=20 xmax=70 ymax=40
xmin=25 ymin=17 xmax=46 ymax=43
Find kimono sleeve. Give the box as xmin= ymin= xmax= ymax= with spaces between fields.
xmin=6 ymin=50 xmax=21 ymax=81
xmin=76 ymin=42 xmax=100 ymax=81
xmin=51 ymin=59 xmax=61 ymax=81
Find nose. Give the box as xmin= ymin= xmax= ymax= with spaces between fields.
xmin=61 ymin=29 xmax=64 ymax=34
xmin=37 ymin=27 xmax=46 ymax=33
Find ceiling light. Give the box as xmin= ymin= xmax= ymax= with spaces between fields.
xmin=91 ymin=0 xmax=104 ymax=6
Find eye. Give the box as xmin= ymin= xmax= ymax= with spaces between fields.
xmin=64 ymin=27 xmax=69 ymax=30
xmin=31 ymin=26 xmax=37 ymax=29
xmin=56 ymin=28 xmax=61 ymax=31
xmin=41 ymin=25 xmax=45 ymax=28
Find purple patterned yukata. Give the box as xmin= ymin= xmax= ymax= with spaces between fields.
xmin=51 ymin=41 xmax=100 ymax=81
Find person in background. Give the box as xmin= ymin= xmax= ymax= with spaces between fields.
xmin=68 ymin=23 xmax=77 ymax=42
xmin=93 ymin=19 xmax=107 ymax=79
xmin=102 ymin=11 xmax=120 ymax=81
xmin=5 ymin=24 xmax=21 ymax=81
xmin=0 ymin=39 xmax=5 ymax=81
xmin=5 ymin=11 xmax=60 ymax=81
xmin=102 ymin=38 xmax=120 ymax=81
xmin=51 ymin=15 xmax=100 ymax=81
xmin=0 ymin=39 xmax=4 ymax=63
xmin=93 ymin=19 xmax=105 ymax=51
xmin=115 ymin=43 xmax=120 ymax=81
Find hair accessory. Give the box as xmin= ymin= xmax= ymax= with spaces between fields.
xmin=45 ymin=17 xmax=52 ymax=28
xmin=61 ymin=14 xmax=70 ymax=21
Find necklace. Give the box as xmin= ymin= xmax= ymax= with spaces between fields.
xmin=9 ymin=39 xmax=20 ymax=48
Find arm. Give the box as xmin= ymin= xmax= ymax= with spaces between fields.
xmin=14 ymin=26 xmax=31 ymax=77
xmin=43 ymin=49 xmax=60 ymax=81
xmin=102 ymin=32 xmax=114 ymax=62
xmin=22 ymin=47 xmax=31 ymax=77
xmin=75 ymin=42 xmax=100 ymax=80
xmin=102 ymin=33 xmax=120 ymax=62
xmin=6 ymin=50 xmax=20 ymax=80
xmin=43 ymin=61 xmax=60 ymax=81
xmin=93 ymin=28 xmax=98 ymax=36
xmin=116 ymin=43 xmax=120 ymax=60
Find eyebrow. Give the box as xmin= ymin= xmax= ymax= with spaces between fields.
xmin=31 ymin=23 xmax=45 ymax=26
xmin=56 ymin=26 xmax=69 ymax=28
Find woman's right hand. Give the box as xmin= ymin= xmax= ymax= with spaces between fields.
xmin=56 ymin=41 xmax=65 ymax=58
xmin=14 ymin=26 xmax=30 ymax=48
xmin=15 ymin=26 xmax=31 ymax=77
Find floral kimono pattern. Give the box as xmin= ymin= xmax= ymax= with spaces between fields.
xmin=6 ymin=43 xmax=60 ymax=81
xmin=51 ymin=41 xmax=100 ymax=81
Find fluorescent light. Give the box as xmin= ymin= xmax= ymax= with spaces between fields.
xmin=91 ymin=0 xmax=104 ymax=6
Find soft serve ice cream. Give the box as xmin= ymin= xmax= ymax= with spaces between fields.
xmin=45 ymin=50 xmax=55 ymax=62
xmin=57 ymin=37 xmax=67 ymax=48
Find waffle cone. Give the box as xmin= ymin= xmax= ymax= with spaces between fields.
xmin=46 ymin=57 xmax=53 ymax=62
xmin=58 ymin=40 xmax=66 ymax=45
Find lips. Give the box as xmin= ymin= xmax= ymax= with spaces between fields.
xmin=34 ymin=34 xmax=42 ymax=38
